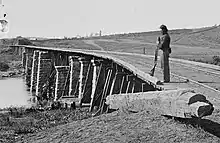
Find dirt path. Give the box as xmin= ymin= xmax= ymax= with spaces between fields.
xmin=83 ymin=40 xmax=104 ymax=51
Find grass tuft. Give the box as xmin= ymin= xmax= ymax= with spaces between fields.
xmin=0 ymin=107 xmax=92 ymax=142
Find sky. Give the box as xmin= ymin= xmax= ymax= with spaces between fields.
xmin=1 ymin=0 xmax=220 ymax=38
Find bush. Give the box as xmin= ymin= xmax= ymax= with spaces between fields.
xmin=0 ymin=62 xmax=10 ymax=71
xmin=212 ymin=56 xmax=220 ymax=65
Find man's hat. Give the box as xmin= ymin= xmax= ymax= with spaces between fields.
xmin=160 ymin=24 xmax=168 ymax=31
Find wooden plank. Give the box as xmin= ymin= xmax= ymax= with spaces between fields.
xmin=81 ymin=63 xmax=93 ymax=103
xmin=106 ymin=89 xmax=214 ymax=118
xmin=99 ymin=68 xmax=113 ymax=114
xmin=89 ymin=63 xmax=103 ymax=111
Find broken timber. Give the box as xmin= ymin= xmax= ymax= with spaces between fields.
xmin=106 ymin=89 xmax=214 ymax=118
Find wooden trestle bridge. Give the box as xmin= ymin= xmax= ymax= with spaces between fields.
xmin=11 ymin=45 xmax=214 ymax=118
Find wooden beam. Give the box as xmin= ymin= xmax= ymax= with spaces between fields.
xmin=68 ymin=56 xmax=80 ymax=97
xmin=36 ymin=51 xmax=52 ymax=97
xmin=30 ymin=50 xmax=40 ymax=92
xmin=81 ymin=62 xmax=93 ymax=104
xmin=106 ymin=89 xmax=214 ymax=118
xmin=89 ymin=60 xmax=113 ymax=112
xmin=78 ymin=57 xmax=91 ymax=106
xmin=54 ymin=66 xmax=70 ymax=101
xmin=96 ymin=68 xmax=112 ymax=114
xmin=89 ymin=59 xmax=100 ymax=111
xmin=89 ymin=60 xmax=102 ymax=112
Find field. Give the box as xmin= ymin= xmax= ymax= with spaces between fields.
xmin=0 ymin=25 xmax=220 ymax=142
xmin=30 ymin=25 xmax=220 ymax=65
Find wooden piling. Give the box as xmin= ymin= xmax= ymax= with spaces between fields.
xmin=30 ymin=50 xmax=40 ymax=92
xmin=54 ymin=66 xmax=70 ymax=101
xmin=25 ymin=48 xmax=34 ymax=87
xmin=89 ymin=59 xmax=100 ymax=111
xmin=69 ymin=56 xmax=80 ymax=97
xmin=78 ymin=57 xmax=91 ymax=106
xmin=36 ymin=51 xmax=52 ymax=97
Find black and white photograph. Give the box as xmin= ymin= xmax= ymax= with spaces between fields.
xmin=0 ymin=0 xmax=220 ymax=142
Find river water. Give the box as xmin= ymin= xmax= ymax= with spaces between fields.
xmin=0 ymin=77 xmax=36 ymax=109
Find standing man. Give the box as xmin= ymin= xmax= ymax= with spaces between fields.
xmin=157 ymin=24 xmax=171 ymax=83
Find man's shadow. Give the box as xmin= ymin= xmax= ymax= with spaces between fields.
xmin=164 ymin=116 xmax=220 ymax=138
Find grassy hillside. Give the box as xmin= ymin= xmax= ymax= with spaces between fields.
xmin=173 ymin=26 xmax=220 ymax=48
xmin=32 ymin=39 xmax=98 ymax=50
xmin=91 ymin=25 xmax=220 ymax=65
xmin=96 ymin=25 xmax=220 ymax=48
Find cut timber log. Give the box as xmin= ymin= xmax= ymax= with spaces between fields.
xmin=105 ymin=89 xmax=214 ymax=118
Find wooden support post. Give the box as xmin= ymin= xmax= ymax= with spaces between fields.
xmin=90 ymin=60 xmax=113 ymax=113
xmin=25 ymin=48 xmax=34 ymax=87
xmin=78 ymin=57 xmax=91 ymax=106
xmin=142 ymin=83 xmax=146 ymax=92
xmin=119 ymin=69 xmax=128 ymax=94
xmin=14 ymin=46 xmax=19 ymax=55
xmin=17 ymin=46 xmax=23 ymax=56
xmin=60 ymin=54 xmax=69 ymax=66
xmin=54 ymin=66 xmax=70 ymax=101
xmin=69 ymin=56 xmax=80 ymax=97
xmin=81 ymin=60 xmax=93 ymax=105
xmin=119 ymin=74 xmax=125 ymax=94
xmin=109 ymin=65 xmax=127 ymax=95
xmin=126 ymin=81 xmax=131 ymax=94
xmin=126 ymin=75 xmax=135 ymax=93
xmin=36 ymin=51 xmax=52 ymax=97
xmin=53 ymin=52 xmax=60 ymax=66
xmin=99 ymin=68 xmax=113 ymax=114
xmin=30 ymin=50 xmax=39 ymax=92
xmin=106 ymin=89 xmax=214 ymax=118
xmin=22 ymin=50 xmax=26 ymax=69
xmin=89 ymin=59 xmax=100 ymax=111
xmin=131 ymin=81 xmax=135 ymax=93
xmin=89 ymin=59 xmax=103 ymax=111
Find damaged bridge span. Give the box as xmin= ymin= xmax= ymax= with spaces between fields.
xmin=11 ymin=45 xmax=214 ymax=118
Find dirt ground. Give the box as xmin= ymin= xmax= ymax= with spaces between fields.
xmin=18 ymin=109 xmax=220 ymax=143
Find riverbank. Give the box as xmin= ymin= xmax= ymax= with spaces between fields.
xmin=0 ymin=69 xmax=24 ymax=80
xmin=0 ymin=107 xmax=92 ymax=143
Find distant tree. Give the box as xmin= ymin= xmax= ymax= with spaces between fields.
xmin=90 ymin=33 xmax=94 ymax=37
xmin=0 ymin=62 xmax=9 ymax=71
xmin=212 ymin=56 xmax=220 ymax=65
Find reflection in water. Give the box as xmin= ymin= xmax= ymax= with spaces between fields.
xmin=0 ymin=77 xmax=36 ymax=109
